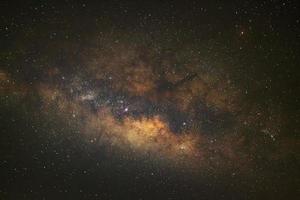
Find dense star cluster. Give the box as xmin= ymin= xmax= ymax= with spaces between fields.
xmin=1 ymin=0 xmax=299 ymax=199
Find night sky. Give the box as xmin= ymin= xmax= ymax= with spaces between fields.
xmin=1 ymin=0 xmax=299 ymax=199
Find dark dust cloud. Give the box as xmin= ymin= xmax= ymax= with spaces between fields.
xmin=1 ymin=0 xmax=299 ymax=199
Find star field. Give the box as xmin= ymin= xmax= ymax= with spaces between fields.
xmin=1 ymin=0 xmax=299 ymax=199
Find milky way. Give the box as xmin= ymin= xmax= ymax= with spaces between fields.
xmin=2 ymin=39 xmax=296 ymax=174
xmin=1 ymin=1 xmax=299 ymax=199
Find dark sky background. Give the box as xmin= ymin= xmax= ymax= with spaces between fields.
xmin=1 ymin=0 xmax=299 ymax=199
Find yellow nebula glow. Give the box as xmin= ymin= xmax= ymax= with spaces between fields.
xmin=81 ymin=107 xmax=201 ymax=164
